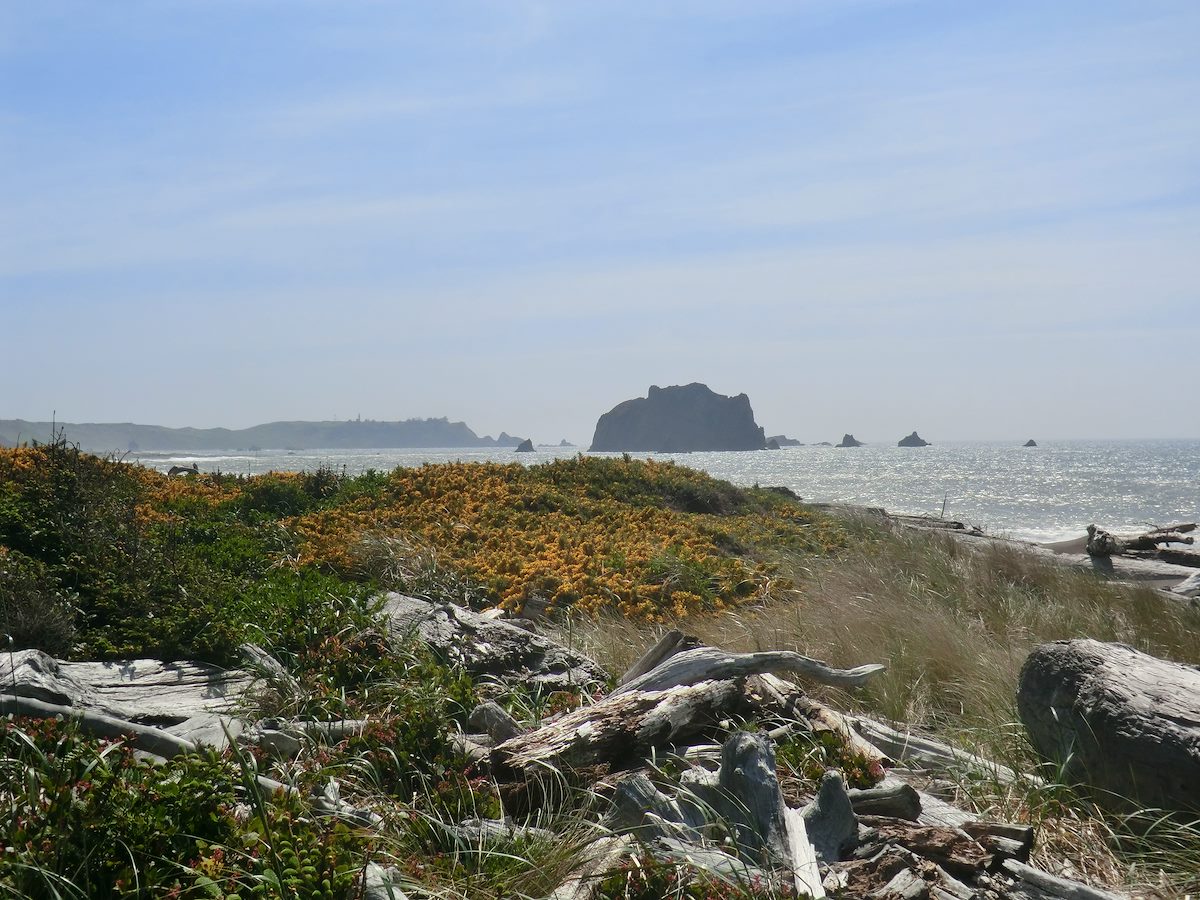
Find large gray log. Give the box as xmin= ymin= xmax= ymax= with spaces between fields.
xmin=1085 ymin=523 xmax=1195 ymax=557
xmin=381 ymin=593 xmax=607 ymax=690
xmin=492 ymin=679 xmax=742 ymax=776
xmin=4 ymin=649 xmax=250 ymax=748
xmin=615 ymin=646 xmax=885 ymax=695
xmin=1017 ymin=639 xmax=1200 ymax=813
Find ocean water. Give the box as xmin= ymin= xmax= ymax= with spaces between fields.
xmin=134 ymin=440 xmax=1200 ymax=544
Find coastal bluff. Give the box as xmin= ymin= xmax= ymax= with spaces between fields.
xmin=589 ymin=383 xmax=767 ymax=452
xmin=0 ymin=417 xmax=529 ymax=453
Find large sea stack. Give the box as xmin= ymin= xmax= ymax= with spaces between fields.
xmin=898 ymin=431 xmax=930 ymax=447
xmin=836 ymin=434 xmax=864 ymax=448
xmin=589 ymin=383 xmax=767 ymax=452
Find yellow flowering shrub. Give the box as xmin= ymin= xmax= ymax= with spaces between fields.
xmin=289 ymin=458 xmax=847 ymax=621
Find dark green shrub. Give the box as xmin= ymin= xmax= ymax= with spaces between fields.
xmin=0 ymin=548 xmax=76 ymax=655
xmin=0 ymin=717 xmax=239 ymax=899
xmin=236 ymin=475 xmax=314 ymax=519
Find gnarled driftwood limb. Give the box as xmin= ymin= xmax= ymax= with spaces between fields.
xmin=614 ymin=646 xmax=884 ymax=696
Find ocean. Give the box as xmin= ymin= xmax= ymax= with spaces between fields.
xmin=134 ymin=440 xmax=1200 ymax=545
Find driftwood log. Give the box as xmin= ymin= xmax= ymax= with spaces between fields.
xmin=851 ymin=714 xmax=1036 ymax=786
xmin=4 ymin=648 xmax=250 ymax=748
xmin=1017 ymin=639 xmax=1200 ymax=813
xmin=614 ymin=646 xmax=885 ymax=695
xmin=492 ymin=679 xmax=743 ymax=776
xmin=1085 ymin=523 xmax=1196 ymax=557
xmin=382 ymin=593 xmax=608 ymax=690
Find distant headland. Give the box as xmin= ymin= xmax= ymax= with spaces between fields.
xmin=0 ymin=418 xmax=529 ymax=453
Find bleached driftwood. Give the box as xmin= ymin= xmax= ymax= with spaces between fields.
xmin=617 ymin=629 xmax=700 ymax=687
xmin=614 ymin=646 xmax=885 ymax=695
xmin=1085 ymin=523 xmax=1195 ymax=557
xmin=1017 ymin=639 xmax=1200 ymax=814
xmin=6 ymin=648 xmax=250 ymax=748
xmin=1 ymin=692 xmax=199 ymax=759
xmin=783 ymin=806 xmax=826 ymax=898
xmin=851 ymin=715 xmax=1036 ymax=786
xmin=492 ymin=679 xmax=742 ymax=776
xmin=1001 ymin=859 xmax=1126 ymax=900
xmin=382 ymin=593 xmax=608 ymax=690
xmin=847 ymin=780 xmax=922 ymax=821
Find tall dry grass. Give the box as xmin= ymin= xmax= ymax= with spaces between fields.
xmin=552 ymin=514 xmax=1200 ymax=896
xmin=563 ymin=516 xmax=1199 ymax=731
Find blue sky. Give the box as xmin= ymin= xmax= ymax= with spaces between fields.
xmin=2 ymin=1 xmax=1197 ymax=441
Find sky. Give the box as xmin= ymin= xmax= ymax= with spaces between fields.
xmin=2 ymin=1 xmax=1198 ymax=443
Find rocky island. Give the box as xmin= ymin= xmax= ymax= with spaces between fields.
xmin=836 ymin=433 xmax=864 ymax=448
xmin=898 ymin=431 xmax=930 ymax=447
xmin=589 ymin=383 xmax=767 ymax=452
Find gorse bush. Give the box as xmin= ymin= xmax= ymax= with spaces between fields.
xmin=290 ymin=456 xmax=846 ymax=620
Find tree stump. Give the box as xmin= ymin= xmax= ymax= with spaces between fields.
xmin=1017 ymin=639 xmax=1200 ymax=813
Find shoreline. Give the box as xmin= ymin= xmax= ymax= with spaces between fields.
xmin=902 ymin=513 xmax=1198 ymax=598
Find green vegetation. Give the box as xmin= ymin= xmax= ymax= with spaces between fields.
xmin=2 ymin=437 xmax=1199 ymax=897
